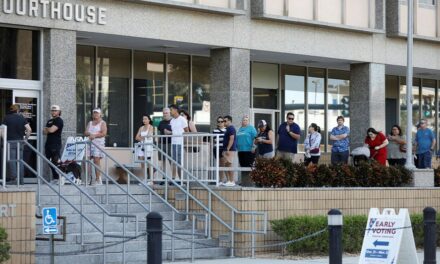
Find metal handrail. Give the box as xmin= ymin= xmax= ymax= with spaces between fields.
xmin=7 ymin=140 xmax=139 ymax=264
xmin=0 ymin=125 xmax=6 ymax=188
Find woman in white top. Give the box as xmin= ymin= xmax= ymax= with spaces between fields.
xmin=135 ymin=114 xmax=154 ymax=183
xmin=84 ymin=108 xmax=107 ymax=185
xmin=303 ymin=123 xmax=322 ymax=166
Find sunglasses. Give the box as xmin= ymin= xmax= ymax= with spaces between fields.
xmin=287 ymin=117 xmax=294 ymax=120
xmin=217 ymin=120 xmax=224 ymax=123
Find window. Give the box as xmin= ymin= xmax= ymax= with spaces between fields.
xmin=76 ymin=46 xmax=95 ymax=136
xmin=419 ymin=0 xmax=435 ymax=5
xmin=192 ymin=56 xmax=211 ymax=132
xmin=400 ymin=77 xmax=421 ymax=135
xmin=252 ymin=63 xmax=279 ymax=109
xmin=168 ymin=54 xmax=190 ymax=110
xmin=97 ymin=48 xmax=131 ymax=147
xmin=0 ymin=27 xmax=39 ymax=80
xmin=307 ymin=68 xmax=325 ymax=151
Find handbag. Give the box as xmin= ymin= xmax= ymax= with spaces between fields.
xmin=309 ymin=148 xmax=320 ymax=154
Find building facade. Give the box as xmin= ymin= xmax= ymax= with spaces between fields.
xmin=1 ymin=0 xmax=440 ymax=181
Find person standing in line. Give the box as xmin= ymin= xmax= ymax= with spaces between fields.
xmin=179 ymin=110 xmax=197 ymax=132
xmin=415 ymin=119 xmax=436 ymax=169
xmin=329 ymin=116 xmax=350 ymax=165
xmin=135 ymin=114 xmax=154 ymax=184
xmin=158 ymin=108 xmax=172 ymax=177
xmin=84 ymin=108 xmax=107 ymax=185
xmin=236 ymin=115 xmax=257 ymax=167
xmin=364 ymin=127 xmax=388 ymax=166
xmin=212 ymin=116 xmax=226 ymax=182
xmin=276 ymin=112 xmax=301 ymax=162
xmin=44 ymin=105 xmax=64 ymax=184
xmin=303 ymin=123 xmax=322 ymax=166
xmin=164 ymin=104 xmax=188 ymax=181
xmin=222 ymin=115 xmax=237 ymax=187
xmin=2 ymin=104 xmax=31 ymax=184
xmin=387 ymin=125 xmax=406 ymax=166
xmin=255 ymin=120 xmax=274 ymax=159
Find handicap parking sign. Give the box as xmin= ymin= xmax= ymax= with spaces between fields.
xmin=42 ymin=207 xmax=58 ymax=235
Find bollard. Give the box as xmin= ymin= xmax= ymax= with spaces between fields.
xmin=328 ymin=209 xmax=343 ymax=264
xmin=424 ymin=207 xmax=437 ymax=264
xmin=147 ymin=212 xmax=163 ymax=264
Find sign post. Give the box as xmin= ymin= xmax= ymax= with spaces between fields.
xmin=359 ymin=208 xmax=418 ymax=264
xmin=42 ymin=207 xmax=58 ymax=264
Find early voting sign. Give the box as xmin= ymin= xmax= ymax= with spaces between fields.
xmin=42 ymin=207 xmax=58 ymax=235
xmin=61 ymin=137 xmax=88 ymax=162
xmin=359 ymin=208 xmax=418 ymax=264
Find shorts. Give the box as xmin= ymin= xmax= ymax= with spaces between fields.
xmin=276 ymin=151 xmax=295 ymax=161
xmin=222 ymin=151 xmax=236 ymax=166
xmin=158 ymin=141 xmax=172 ymax=161
xmin=172 ymin=144 xmax=183 ymax=165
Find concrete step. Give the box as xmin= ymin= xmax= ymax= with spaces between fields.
xmin=38 ymin=193 xmax=164 ymax=205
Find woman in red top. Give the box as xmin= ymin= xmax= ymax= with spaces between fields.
xmin=364 ymin=127 xmax=389 ymax=165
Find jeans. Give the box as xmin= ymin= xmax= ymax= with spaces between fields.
xmin=171 ymin=144 xmax=183 ymax=165
xmin=388 ymin=158 xmax=406 ymax=166
xmin=45 ymin=146 xmax=61 ymax=180
xmin=417 ymin=151 xmax=432 ymax=169
xmin=331 ymin=150 xmax=349 ymax=165
xmin=7 ymin=143 xmax=24 ymax=183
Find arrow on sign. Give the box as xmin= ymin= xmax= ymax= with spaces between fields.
xmin=373 ymin=240 xmax=389 ymax=247
xmin=43 ymin=226 xmax=58 ymax=234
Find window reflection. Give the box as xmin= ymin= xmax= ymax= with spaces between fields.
xmin=97 ymin=48 xmax=130 ymax=147
xmin=192 ymin=56 xmax=211 ymax=132
xmin=307 ymin=68 xmax=325 ymax=151
xmin=400 ymin=78 xmax=421 ymax=135
xmin=76 ymin=46 xmax=95 ymax=136
xmin=168 ymin=54 xmax=190 ymax=110
xmin=422 ymin=80 xmax=436 ymax=132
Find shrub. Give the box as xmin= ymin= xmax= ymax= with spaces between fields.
xmin=271 ymin=213 xmax=440 ymax=255
xmin=0 ymin=227 xmax=10 ymax=262
xmin=250 ymin=158 xmax=412 ymax=188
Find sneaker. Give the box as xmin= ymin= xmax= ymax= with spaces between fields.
xmin=147 ymin=181 xmax=154 ymax=186
xmin=224 ymin=181 xmax=236 ymax=187
xmin=95 ymin=178 xmax=103 ymax=185
xmin=51 ymin=179 xmax=59 ymax=185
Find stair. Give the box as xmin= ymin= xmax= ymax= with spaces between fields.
xmin=35 ymin=184 xmax=229 ymax=264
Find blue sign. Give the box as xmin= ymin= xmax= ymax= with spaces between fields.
xmin=42 ymin=207 xmax=58 ymax=235
xmin=365 ymin=249 xmax=389 ymax=259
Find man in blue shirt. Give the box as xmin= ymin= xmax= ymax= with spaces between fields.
xmin=222 ymin=115 xmax=237 ymax=187
xmin=330 ymin=116 xmax=350 ymax=165
xmin=276 ymin=112 xmax=301 ymax=162
xmin=415 ymin=119 xmax=436 ymax=169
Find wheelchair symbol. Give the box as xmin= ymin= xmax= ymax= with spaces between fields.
xmin=44 ymin=209 xmax=56 ymax=225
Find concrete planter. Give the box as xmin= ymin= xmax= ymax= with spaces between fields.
xmin=410 ymin=169 xmax=434 ymax=187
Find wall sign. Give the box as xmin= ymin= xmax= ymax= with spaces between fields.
xmin=2 ymin=0 xmax=107 ymax=25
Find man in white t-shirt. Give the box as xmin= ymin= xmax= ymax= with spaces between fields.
xmin=164 ymin=104 xmax=188 ymax=180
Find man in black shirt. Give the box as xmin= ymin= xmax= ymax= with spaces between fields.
xmin=157 ymin=108 xmax=172 ymax=176
xmin=44 ymin=105 xmax=64 ymax=183
xmin=2 ymin=104 xmax=32 ymax=184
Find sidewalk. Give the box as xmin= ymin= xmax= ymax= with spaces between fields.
xmin=170 ymin=251 xmax=439 ymax=264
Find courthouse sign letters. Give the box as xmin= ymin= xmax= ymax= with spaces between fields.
xmin=1 ymin=0 xmax=107 ymax=25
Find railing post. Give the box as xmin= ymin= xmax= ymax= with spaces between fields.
xmin=1 ymin=125 xmax=6 ymax=188
xmin=328 ymin=209 xmax=343 ymax=264
xmin=424 ymin=207 xmax=437 ymax=264
xmin=147 ymin=212 xmax=163 ymax=264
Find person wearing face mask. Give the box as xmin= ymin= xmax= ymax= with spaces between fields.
xmin=364 ymin=127 xmax=388 ymax=166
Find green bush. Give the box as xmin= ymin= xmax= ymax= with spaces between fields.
xmin=271 ymin=214 xmax=440 ymax=255
xmin=250 ymin=157 xmax=413 ymax=188
xmin=0 ymin=227 xmax=10 ymax=262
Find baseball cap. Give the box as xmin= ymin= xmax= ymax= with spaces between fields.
xmin=93 ymin=108 xmax=101 ymax=113
xmin=258 ymin=120 xmax=267 ymax=127
xmin=50 ymin=105 xmax=61 ymax=111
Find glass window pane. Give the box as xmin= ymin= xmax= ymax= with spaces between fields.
xmin=400 ymin=78 xmax=421 ymax=136
xmin=252 ymin=62 xmax=279 ymax=109
xmin=168 ymin=54 xmax=190 ymax=110
xmin=97 ymin=47 xmax=130 ymax=147
xmin=327 ymin=70 xmax=350 ymax=151
xmin=192 ymin=56 xmax=211 ymax=132
xmin=283 ymin=66 xmax=306 ymax=151
xmin=76 ymin=45 xmax=95 ymax=136
xmin=307 ymin=68 xmax=325 ymax=152
xmin=133 ymin=51 xmax=165 ymax=138
xmin=0 ymin=27 xmax=39 ymax=80
xmin=422 ymin=80 xmax=436 ymax=132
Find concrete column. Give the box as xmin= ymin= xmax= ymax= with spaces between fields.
xmin=43 ymin=29 xmax=77 ymax=144
xmin=349 ymin=63 xmax=385 ymax=149
xmin=210 ymin=48 xmax=251 ymax=129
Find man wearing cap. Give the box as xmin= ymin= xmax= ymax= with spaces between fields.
xmin=44 ymin=105 xmax=64 ymax=184
xmin=2 ymin=104 xmax=32 ymax=184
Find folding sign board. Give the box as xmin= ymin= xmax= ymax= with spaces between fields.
xmin=61 ymin=137 xmax=88 ymax=162
xmin=359 ymin=208 xmax=418 ymax=264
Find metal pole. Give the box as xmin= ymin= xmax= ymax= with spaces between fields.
xmin=405 ymin=0 xmax=416 ymax=169
xmin=50 ymin=234 xmax=55 ymax=264
xmin=328 ymin=209 xmax=343 ymax=264
xmin=423 ymin=207 xmax=437 ymax=264
xmin=1 ymin=125 xmax=6 ymax=188
xmin=147 ymin=212 xmax=163 ymax=264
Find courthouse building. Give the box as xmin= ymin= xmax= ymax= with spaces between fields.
xmin=1 ymin=0 xmax=440 ymax=176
